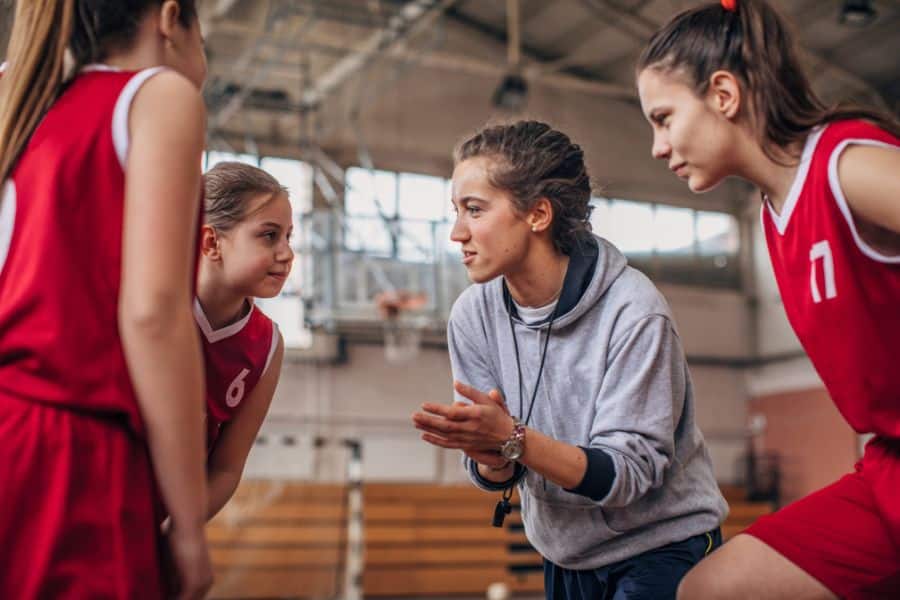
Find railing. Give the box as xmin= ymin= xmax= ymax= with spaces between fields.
xmin=742 ymin=450 xmax=781 ymax=505
xmin=295 ymin=210 xmax=466 ymax=330
xmin=293 ymin=210 xmax=741 ymax=332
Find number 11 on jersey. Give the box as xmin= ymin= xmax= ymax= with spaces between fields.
xmin=810 ymin=240 xmax=837 ymax=304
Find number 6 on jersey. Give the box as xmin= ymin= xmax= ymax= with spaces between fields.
xmin=226 ymin=368 xmax=251 ymax=408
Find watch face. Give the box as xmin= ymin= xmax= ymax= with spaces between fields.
xmin=501 ymin=439 xmax=523 ymax=460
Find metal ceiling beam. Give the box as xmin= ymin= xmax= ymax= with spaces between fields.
xmin=206 ymin=0 xmax=283 ymax=130
xmin=211 ymin=43 xmax=636 ymax=102
xmin=579 ymin=0 xmax=658 ymax=42
xmin=818 ymin=14 xmax=900 ymax=63
xmin=300 ymin=0 xmax=460 ymax=109
xmin=445 ymin=7 xmax=635 ymax=100
xmin=400 ymin=47 xmax=635 ymax=98
xmin=543 ymin=18 xmax=609 ymax=64
xmin=207 ymin=15 xmax=636 ymax=102
xmin=519 ymin=0 xmax=559 ymax=25
xmin=520 ymin=0 xmax=652 ymax=76
xmin=574 ymin=0 xmax=890 ymax=109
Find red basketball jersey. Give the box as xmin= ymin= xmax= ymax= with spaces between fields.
xmin=761 ymin=120 xmax=900 ymax=439
xmin=0 ymin=66 xmax=187 ymax=436
xmin=194 ymin=299 xmax=279 ymax=449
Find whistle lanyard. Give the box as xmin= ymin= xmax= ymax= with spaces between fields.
xmin=493 ymin=291 xmax=559 ymax=528
xmin=506 ymin=292 xmax=559 ymax=428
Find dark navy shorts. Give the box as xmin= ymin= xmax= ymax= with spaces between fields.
xmin=543 ymin=529 xmax=722 ymax=600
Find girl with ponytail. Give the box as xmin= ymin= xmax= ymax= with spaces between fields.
xmin=0 ymin=1 xmax=211 ymax=598
xmin=637 ymin=1 xmax=900 ymax=598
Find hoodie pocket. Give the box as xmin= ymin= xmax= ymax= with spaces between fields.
xmin=600 ymin=487 xmax=670 ymax=535
xmin=601 ymin=504 xmax=646 ymax=535
xmin=525 ymin=472 xmax=623 ymax=530
xmin=522 ymin=472 xmax=623 ymax=551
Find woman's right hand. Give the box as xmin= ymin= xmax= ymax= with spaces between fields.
xmin=166 ymin=523 xmax=213 ymax=600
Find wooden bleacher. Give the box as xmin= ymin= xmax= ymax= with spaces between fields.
xmin=207 ymin=481 xmax=773 ymax=598
xmin=362 ymin=484 xmax=542 ymax=597
xmin=718 ymin=484 xmax=775 ymax=540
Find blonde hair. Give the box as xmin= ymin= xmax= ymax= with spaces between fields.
xmin=0 ymin=0 xmax=198 ymax=186
xmin=0 ymin=0 xmax=75 ymax=185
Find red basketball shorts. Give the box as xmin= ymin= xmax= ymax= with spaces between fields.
xmin=745 ymin=437 xmax=900 ymax=599
xmin=0 ymin=393 xmax=165 ymax=599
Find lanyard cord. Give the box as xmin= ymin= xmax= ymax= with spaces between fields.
xmin=505 ymin=291 xmax=559 ymax=427
xmin=491 ymin=289 xmax=560 ymax=527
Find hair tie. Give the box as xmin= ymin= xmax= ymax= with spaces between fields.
xmin=721 ymin=0 xmax=737 ymax=11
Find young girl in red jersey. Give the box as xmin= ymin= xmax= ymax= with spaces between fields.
xmin=195 ymin=161 xmax=292 ymax=519
xmin=0 ymin=1 xmax=211 ymax=598
xmin=637 ymin=1 xmax=900 ymax=598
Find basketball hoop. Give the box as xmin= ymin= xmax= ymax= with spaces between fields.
xmin=374 ymin=290 xmax=429 ymax=364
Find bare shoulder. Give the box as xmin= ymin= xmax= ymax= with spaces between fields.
xmin=837 ymin=143 xmax=899 ymax=179
xmin=836 ymin=143 xmax=900 ymax=235
xmin=265 ymin=329 xmax=286 ymax=380
xmin=131 ymin=70 xmax=206 ymax=125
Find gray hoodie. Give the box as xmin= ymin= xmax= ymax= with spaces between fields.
xmin=449 ymin=235 xmax=728 ymax=570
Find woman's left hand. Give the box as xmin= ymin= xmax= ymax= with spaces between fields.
xmin=413 ymin=381 xmax=515 ymax=451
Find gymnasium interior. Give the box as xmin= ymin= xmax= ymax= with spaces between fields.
xmin=1 ymin=0 xmax=898 ymax=598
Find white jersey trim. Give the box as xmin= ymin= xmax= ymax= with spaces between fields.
xmin=82 ymin=64 xmax=122 ymax=73
xmin=0 ymin=181 xmax=16 ymax=277
xmin=111 ymin=66 xmax=166 ymax=169
xmin=828 ymin=138 xmax=900 ymax=264
xmin=262 ymin=323 xmax=280 ymax=376
xmin=766 ymin=126 xmax=825 ymax=236
xmin=0 ymin=62 xmax=7 ymax=73
xmin=194 ymin=297 xmax=256 ymax=343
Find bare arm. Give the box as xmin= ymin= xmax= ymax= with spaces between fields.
xmin=837 ymin=144 xmax=900 ymax=234
xmin=473 ymin=430 xmax=587 ymax=490
xmin=119 ymin=71 xmax=208 ymax=539
xmin=515 ymin=428 xmax=588 ymax=489
xmin=206 ymin=333 xmax=284 ymax=520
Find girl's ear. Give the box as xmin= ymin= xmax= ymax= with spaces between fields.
xmin=200 ymin=224 xmax=222 ymax=260
xmin=157 ymin=0 xmax=183 ymax=45
xmin=707 ymin=70 xmax=742 ymax=120
xmin=527 ymin=197 xmax=554 ymax=233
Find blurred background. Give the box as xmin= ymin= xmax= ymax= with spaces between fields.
xmin=2 ymin=0 xmax=898 ymax=597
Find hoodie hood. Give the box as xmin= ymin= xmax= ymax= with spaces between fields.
xmin=501 ymin=234 xmax=628 ymax=330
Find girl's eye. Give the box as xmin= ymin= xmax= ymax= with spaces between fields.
xmin=467 ymin=206 xmax=482 ymax=215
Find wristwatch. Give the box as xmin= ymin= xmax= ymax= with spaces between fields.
xmin=500 ymin=417 xmax=526 ymax=461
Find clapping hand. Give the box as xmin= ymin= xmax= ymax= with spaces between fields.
xmin=413 ymin=381 xmax=515 ymax=469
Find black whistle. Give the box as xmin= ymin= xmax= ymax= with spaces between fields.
xmin=492 ymin=498 xmax=512 ymax=527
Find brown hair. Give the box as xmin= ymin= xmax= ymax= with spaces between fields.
xmin=204 ymin=162 xmax=288 ymax=232
xmin=637 ymin=0 xmax=900 ymax=161
xmin=454 ymin=120 xmax=593 ymax=255
xmin=0 ymin=0 xmax=198 ymax=185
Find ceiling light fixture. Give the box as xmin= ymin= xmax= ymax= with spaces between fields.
xmin=492 ymin=73 xmax=529 ymax=111
xmin=840 ymin=0 xmax=877 ymax=27
xmin=493 ymin=0 xmax=528 ymax=111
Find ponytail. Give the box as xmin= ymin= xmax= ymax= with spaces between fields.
xmin=0 ymin=0 xmax=75 ymax=185
xmin=638 ymin=0 xmax=900 ymax=160
xmin=0 ymin=0 xmax=199 ymax=188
